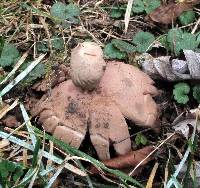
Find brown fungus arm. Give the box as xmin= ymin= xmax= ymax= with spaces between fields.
xmin=99 ymin=61 xmax=159 ymax=128
xmin=89 ymin=96 xmax=131 ymax=160
xmin=31 ymin=80 xmax=89 ymax=148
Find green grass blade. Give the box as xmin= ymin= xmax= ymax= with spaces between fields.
xmin=166 ymin=115 xmax=199 ymax=187
xmin=13 ymin=168 xmax=37 ymax=188
xmin=0 ymin=54 xmax=45 ymax=97
xmin=31 ymin=137 xmax=41 ymax=168
xmin=20 ymin=103 xmax=37 ymax=146
xmin=34 ymin=128 xmax=144 ymax=188
xmin=0 ymin=131 xmax=86 ymax=176
xmin=0 ymin=52 xmax=28 ymax=86
xmin=45 ymin=159 xmax=67 ymax=188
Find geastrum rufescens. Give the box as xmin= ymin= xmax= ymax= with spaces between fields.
xmin=31 ymin=42 xmax=159 ymax=160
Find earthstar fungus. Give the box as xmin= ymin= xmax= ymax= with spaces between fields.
xmin=31 ymin=42 xmax=159 ymax=160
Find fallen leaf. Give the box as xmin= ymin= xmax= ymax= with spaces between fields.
xmin=89 ymin=146 xmax=154 ymax=174
xmin=137 ymin=50 xmax=200 ymax=81
xmin=173 ymin=119 xmax=200 ymax=139
xmin=146 ymin=1 xmax=199 ymax=25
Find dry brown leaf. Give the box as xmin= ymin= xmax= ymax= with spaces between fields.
xmin=146 ymin=1 xmax=200 ymax=25
xmin=89 ymin=146 xmax=154 ymax=174
xmin=137 ymin=50 xmax=200 ymax=81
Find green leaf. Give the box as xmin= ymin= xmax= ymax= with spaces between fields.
xmin=173 ymin=82 xmax=190 ymax=104
xmin=26 ymin=63 xmax=46 ymax=81
xmin=140 ymin=134 xmax=148 ymax=145
xmin=167 ymin=28 xmax=182 ymax=55
xmin=0 ymin=43 xmax=19 ymax=67
xmin=37 ymin=37 xmax=65 ymax=52
xmin=103 ymin=43 xmax=127 ymax=59
xmin=13 ymin=166 xmax=24 ymax=181
xmin=143 ymin=0 xmax=161 ymax=14
xmin=132 ymin=0 xmax=160 ymax=14
xmin=135 ymin=133 xmax=141 ymax=145
xmin=167 ymin=28 xmax=183 ymax=42
xmin=178 ymin=10 xmax=196 ymax=26
xmin=193 ymin=85 xmax=200 ymax=103
xmin=178 ymin=32 xmax=198 ymax=51
xmin=135 ymin=133 xmax=148 ymax=145
xmin=1 ymin=169 xmax=9 ymax=178
xmin=5 ymin=160 xmax=16 ymax=172
xmin=112 ymin=39 xmax=136 ymax=53
xmin=110 ymin=6 xmax=124 ymax=18
xmin=132 ymin=31 xmax=155 ymax=53
xmin=0 ymin=160 xmax=24 ymax=186
xmin=52 ymin=37 xmax=64 ymax=50
xmin=50 ymin=2 xmax=67 ymax=20
xmin=50 ymin=2 xmax=80 ymax=24
xmin=167 ymin=29 xmax=198 ymax=55
xmin=132 ymin=0 xmax=145 ymax=13
xmin=65 ymin=3 xmax=80 ymax=18
xmin=37 ymin=41 xmax=49 ymax=53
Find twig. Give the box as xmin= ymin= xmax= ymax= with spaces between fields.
xmin=129 ymin=133 xmax=176 ymax=176
xmin=191 ymin=17 xmax=200 ymax=34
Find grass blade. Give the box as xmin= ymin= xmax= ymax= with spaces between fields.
xmin=166 ymin=111 xmax=199 ymax=187
xmin=34 ymin=128 xmax=145 ymax=188
xmin=31 ymin=137 xmax=41 ymax=168
xmin=0 ymin=52 xmax=28 ymax=85
xmin=0 ymin=130 xmax=86 ymax=176
xmin=20 ymin=103 xmax=37 ymax=146
xmin=45 ymin=158 xmax=67 ymax=188
xmin=0 ymin=99 xmax=19 ymax=119
xmin=0 ymin=54 xmax=45 ymax=97
xmin=124 ymin=0 xmax=133 ymax=33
